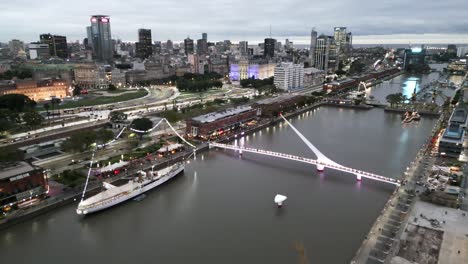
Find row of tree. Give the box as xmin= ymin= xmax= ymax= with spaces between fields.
xmin=0 ymin=94 xmax=44 ymax=134
xmin=240 ymin=77 xmax=274 ymax=89
xmin=177 ymin=72 xmax=225 ymax=92
xmin=0 ymin=69 xmax=33 ymax=81
xmin=176 ymin=78 xmax=223 ymax=92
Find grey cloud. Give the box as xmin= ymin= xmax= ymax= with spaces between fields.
xmin=0 ymin=0 xmax=467 ymax=43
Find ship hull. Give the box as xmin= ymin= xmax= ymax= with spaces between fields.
xmin=76 ymin=165 xmax=184 ymax=215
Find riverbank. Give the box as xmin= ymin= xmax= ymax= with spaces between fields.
xmin=0 ymin=101 xmax=328 ymax=230
xmin=351 ymin=110 xmax=447 ymax=263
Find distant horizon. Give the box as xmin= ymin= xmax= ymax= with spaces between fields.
xmin=3 ymin=34 xmax=468 ymax=48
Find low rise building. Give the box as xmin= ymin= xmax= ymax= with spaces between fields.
xmin=0 ymin=162 xmax=48 ymax=209
xmin=303 ymin=67 xmax=325 ymax=88
xmin=253 ymin=94 xmax=304 ymax=117
xmin=73 ymin=64 xmax=108 ymax=89
xmin=186 ymin=106 xmax=257 ymax=139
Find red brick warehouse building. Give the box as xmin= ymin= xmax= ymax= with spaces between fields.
xmin=186 ymin=106 xmax=258 ymax=139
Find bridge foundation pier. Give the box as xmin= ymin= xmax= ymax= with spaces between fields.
xmin=356 ymin=174 xmax=362 ymax=181
xmin=316 ymin=164 xmax=325 ymax=172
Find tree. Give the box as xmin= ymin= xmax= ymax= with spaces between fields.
xmin=0 ymin=94 xmax=36 ymax=112
xmin=62 ymin=130 xmax=98 ymax=153
xmin=72 ymin=85 xmax=83 ymax=96
xmin=0 ymin=146 xmax=24 ymax=162
xmin=50 ymin=98 xmax=61 ymax=116
xmin=0 ymin=109 xmax=19 ymax=133
xmin=131 ymin=118 xmax=153 ymax=139
xmin=386 ymin=93 xmax=406 ymax=107
xmin=96 ymin=129 xmax=114 ymax=144
xmin=109 ymin=110 xmax=127 ymax=123
xmin=22 ymin=110 xmax=43 ymax=129
xmin=43 ymin=103 xmax=50 ymax=119
xmin=108 ymin=83 xmax=117 ymax=91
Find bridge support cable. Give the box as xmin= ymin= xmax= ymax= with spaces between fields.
xmin=80 ymin=151 xmax=96 ymax=202
xmin=279 ymin=114 xmax=340 ymax=167
xmin=209 ymin=142 xmax=400 ymax=186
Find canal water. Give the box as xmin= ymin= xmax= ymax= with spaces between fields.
xmin=367 ymin=64 xmax=462 ymax=105
xmin=0 ymin=105 xmax=437 ymax=263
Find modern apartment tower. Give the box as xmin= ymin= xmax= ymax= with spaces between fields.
xmin=136 ymin=28 xmax=152 ymax=59
xmin=315 ymin=35 xmax=338 ymax=73
xmin=184 ymin=37 xmax=194 ymax=55
xmin=334 ymin=27 xmax=352 ymax=60
xmin=197 ymin=38 xmax=208 ymax=56
xmin=89 ymin=15 xmax=113 ymax=62
xmin=202 ymin=33 xmax=208 ymax=41
xmin=309 ymin=28 xmax=318 ymax=66
xmin=274 ymin=62 xmax=304 ymax=91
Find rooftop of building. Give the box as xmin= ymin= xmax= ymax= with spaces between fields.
xmin=255 ymin=94 xmax=301 ymax=105
xmin=449 ymin=106 xmax=468 ymax=124
xmin=441 ymin=123 xmax=465 ymax=142
xmin=0 ymin=161 xmax=36 ymax=180
xmin=304 ymin=67 xmax=325 ymax=74
xmin=191 ymin=105 xmax=252 ymax=123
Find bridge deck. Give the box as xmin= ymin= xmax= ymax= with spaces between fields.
xmin=210 ymin=142 xmax=400 ymax=186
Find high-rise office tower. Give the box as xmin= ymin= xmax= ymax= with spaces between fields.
xmin=89 ymin=15 xmax=113 ymax=62
xmin=239 ymin=41 xmax=248 ymax=56
xmin=40 ymin=34 xmax=68 ymax=59
xmin=309 ymin=29 xmax=318 ymax=66
xmin=153 ymin=41 xmax=162 ymax=54
xmin=184 ymin=37 xmax=194 ymax=55
xmin=197 ymin=38 xmax=208 ymax=56
xmin=136 ymin=28 xmax=152 ymax=59
xmin=166 ymin=40 xmax=173 ymax=53
xmin=202 ymin=33 xmax=207 ymax=41
xmin=315 ymin=35 xmax=338 ymax=73
xmin=264 ymin=38 xmax=276 ymax=59
xmin=334 ymin=27 xmax=349 ymax=60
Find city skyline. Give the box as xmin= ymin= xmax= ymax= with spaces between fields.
xmin=1 ymin=0 xmax=468 ymax=44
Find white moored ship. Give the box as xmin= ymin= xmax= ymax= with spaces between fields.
xmin=76 ymin=163 xmax=184 ymax=215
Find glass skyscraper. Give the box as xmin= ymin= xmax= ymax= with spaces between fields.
xmin=90 ymin=15 xmax=113 ymax=62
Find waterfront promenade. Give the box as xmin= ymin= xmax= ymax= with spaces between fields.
xmin=351 ymin=111 xmax=446 ymax=263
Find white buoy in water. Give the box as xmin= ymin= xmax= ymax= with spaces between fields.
xmin=274 ymin=194 xmax=287 ymax=207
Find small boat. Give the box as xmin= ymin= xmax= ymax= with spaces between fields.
xmin=402 ymin=111 xmax=420 ymax=124
xmin=274 ymin=194 xmax=287 ymax=207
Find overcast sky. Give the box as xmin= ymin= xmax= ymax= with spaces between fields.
xmin=1 ymin=0 xmax=468 ymax=44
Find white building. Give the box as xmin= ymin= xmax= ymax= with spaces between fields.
xmin=274 ymin=62 xmax=304 ymax=91
xmin=457 ymin=47 xmax=468 ymax=58
xmin=28 ymin=43 xmax=50 ymax=60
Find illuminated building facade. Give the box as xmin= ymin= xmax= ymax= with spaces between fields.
xmin=0 ymin=79 xmax=68 ymax=101
xmin=0 ymin=162 xmax=48 ymax=209
xmin=229 ymin=59 xmax=275 ymax=81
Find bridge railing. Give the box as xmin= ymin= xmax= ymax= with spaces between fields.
xmin=210 ymin=143 xmax=400 ymax=185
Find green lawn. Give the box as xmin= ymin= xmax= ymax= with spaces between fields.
xmin=59 ymin=90 xmax=148 ymax=109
